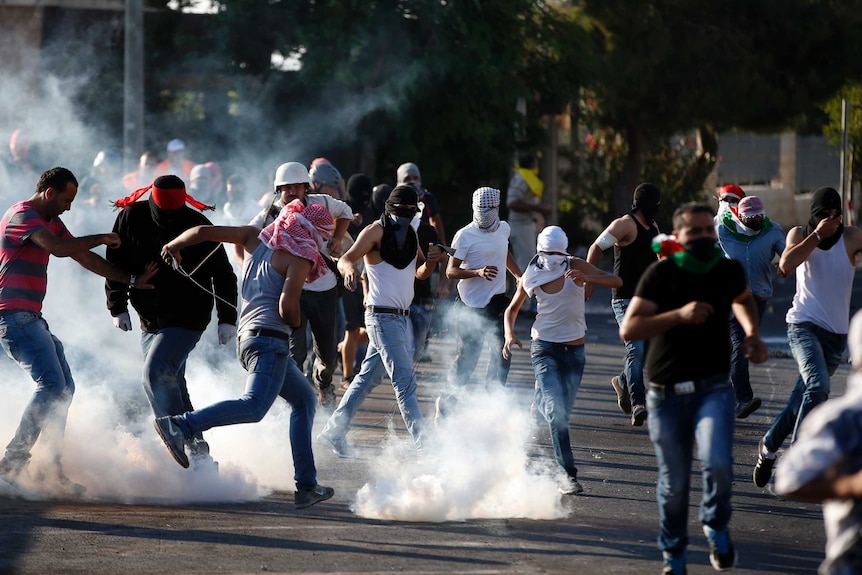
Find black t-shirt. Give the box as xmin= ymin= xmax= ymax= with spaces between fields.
xmin=635 ymin=257 xmax=747 ymax=385
xmin=613 ymin=213 xmax=658 ymax=299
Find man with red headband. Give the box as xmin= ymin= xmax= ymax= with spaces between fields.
xmin=0 ymin=167 xmax=156 ymax=495
xmin=154 ymin=199 xmax=335 ymax=508
xmin=106 ymin=174 xmax=238 ymax=471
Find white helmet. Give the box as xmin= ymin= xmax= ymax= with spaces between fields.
xmin=273 ymin=162 xmax=311 ymax=192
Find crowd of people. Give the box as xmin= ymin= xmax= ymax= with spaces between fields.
xmin=1 ymin=133 xmax=861 ymax=574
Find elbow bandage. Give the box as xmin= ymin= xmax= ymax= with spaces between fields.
xmin=595 ymin=230 xmax=619 ymax=250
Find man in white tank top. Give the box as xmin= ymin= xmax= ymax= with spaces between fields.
xmin=317 ymin=185 xmax=446 ymax=457
xmin=754 ymin=187 xmax=862 ymax=489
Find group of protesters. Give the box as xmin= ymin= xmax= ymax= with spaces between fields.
xmin=1 ymin=138 xmax=862 ymax=574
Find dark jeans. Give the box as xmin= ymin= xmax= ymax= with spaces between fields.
xmin=763 ymin=321 xmax=846 ymax=452
xmin=290 ymin=287 xmax=339 ymax=390
xmin=448 ymin=293 xmax=511 ymax=388
xmin=728 ymin=298 xmax=767 ymax=403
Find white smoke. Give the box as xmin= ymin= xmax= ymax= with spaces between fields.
xmin=0 ymin=252 xmax=295 ymax=503
xmin=351 ymin=387 xmax=570 ymax=522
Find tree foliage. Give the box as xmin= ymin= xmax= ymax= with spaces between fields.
xmin=575 ymin=0 xmax=862 ymax=215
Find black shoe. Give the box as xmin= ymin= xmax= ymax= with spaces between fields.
xmin=735 ymin=397 xmax=762 ymax=419
xmin=318 ymin=385 xmax=337 ymax=409
xmin=611 ymin=376 xmax=632 ymax=415
xmin=753 ymin=438 xmax=776 ymax=487
xmin=295 ymin=484 xmax=334 ymax=509
xmin=154 ymin=417 xmax=190 ymax=468
xmin=559 ymin=476 xmax=584 ymax=495
xmin=703 ymin=525 xmax=737 ymax=570
xmin=631 ymin=404 xmax=647 ymax=426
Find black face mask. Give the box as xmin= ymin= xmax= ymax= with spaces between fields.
xmin=637 ymin=203 xmax=659 ymax=223
xmin=685 ymin=237 xmax=718 ymax=261
xmin=388 ymin=206 xmax=418 ymax=219
xmin=742 ymin=218 xmax=764 ymax=231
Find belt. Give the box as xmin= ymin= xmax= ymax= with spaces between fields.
xmin=366 ymin=306 xmax=409 ymax=316
xmin=648 ymin=373 xmax=729 ymax=399
xmin=239 ymin=328 xmax=292 ymax=341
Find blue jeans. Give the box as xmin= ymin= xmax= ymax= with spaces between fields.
xmin=321 ymin=310 xmax=425 ymax=449
xmin=0 ymin=311 xmax=75 ymax=465
xmin=611 ymin=298 xmax=646 ymax=406
xmin=531 ymin=340 xmax=585 ymax=478
xmin=407 ymin=302 xmax=433 ymax=362
xmin=175 ymin=334 xmax=318 ymax=490
xmin=763 ymin=322 xmax=847 ymax=452
xmin=728 ymin=298 xmax=767 ymax=403
xmin=140 ymin=327 xmax=204 ymax=441
xmin=647 ymin=378 xmax=735 ymax=556
xmin=448 ymin=295 xmax=511 ymax=388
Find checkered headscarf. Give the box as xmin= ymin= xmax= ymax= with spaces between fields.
xmin=258 ymin=199 xmax=334 ymax=283
xmin=472 ymin=187 xmax=501 ymax=233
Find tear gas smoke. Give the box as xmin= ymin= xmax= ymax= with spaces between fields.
xmin=352 ymin=388 xmax=570 ymax=522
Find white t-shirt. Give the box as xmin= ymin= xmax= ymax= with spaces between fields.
xmin=452 ymin=221 xmax=511 ymax=308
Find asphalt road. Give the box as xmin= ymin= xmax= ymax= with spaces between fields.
xmin=1 ymin=268 xmax=859 ymax=575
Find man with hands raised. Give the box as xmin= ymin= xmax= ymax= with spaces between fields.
xmin=753 ymin=187 xmax=862 ymax=489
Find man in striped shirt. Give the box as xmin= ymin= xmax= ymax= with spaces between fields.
xmin=0 ymin=167 xmax=154 ymax=495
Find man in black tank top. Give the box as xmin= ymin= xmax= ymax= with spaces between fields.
xmin=586 ymin=183 xmax=660 ymax=426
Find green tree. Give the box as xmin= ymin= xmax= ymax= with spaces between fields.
xmin=577 ymin=0 xmax=862 ymax=215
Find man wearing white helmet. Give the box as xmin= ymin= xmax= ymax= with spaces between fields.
xmin=397 ymin=162 xmax=446 ymax=245
xmin=243 ymin=162 xmax=354 ymax=408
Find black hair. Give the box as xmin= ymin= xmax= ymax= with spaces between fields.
xmin=36 ymin=167 xmax=78 ymax=194
xmin=153 ymin=174 xmax=185 ymax=189
xmin=672 ymin=202 xmax=714 ymax=231
xmin=518 ymin=154 xmax=538 ymax=169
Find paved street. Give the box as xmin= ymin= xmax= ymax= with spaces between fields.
xmin=1 ymin=270 xmax=859 ymax=575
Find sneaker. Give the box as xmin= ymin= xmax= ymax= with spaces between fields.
xmin=735 ymin=397 xmax=762 ymax=419
xmin=318 ymin=384 xmax=337 ymax=409
xmin=295 ymin=484 xmax=334 ymax=509
xmin=316 ymin=431 xmax=354 ymax=459
xmin=153 ymin=417 xmax=190 ymax=468
xmin=661 ymin=551 xmax=687 ymax=575
xmin=559 ymin=476 xmax=584 ymax=495
xmin=753 ymin=438 xmax=776 ymax=487
xmin=611 ymin=376 xmax=632 ymax=415
xmin=703 ymin=525 xmax=737 ymax=571
xmin=631 ymin=404 xmax=648 ymax=426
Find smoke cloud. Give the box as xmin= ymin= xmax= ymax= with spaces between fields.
xmin=352 ymin=388 xmax=570 ymax=522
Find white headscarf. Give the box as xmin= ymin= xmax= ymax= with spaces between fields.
xmin=521 ymin=226 xmax=570 ymax=297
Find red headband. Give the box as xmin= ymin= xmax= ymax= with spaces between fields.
xmin=113 ymin=185 xmax=214 ymax=211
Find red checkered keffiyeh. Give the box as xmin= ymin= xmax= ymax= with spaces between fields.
xmin=258 ymin=199 xmax=335 ymax=283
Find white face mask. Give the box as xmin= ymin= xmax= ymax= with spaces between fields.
xmin=411 ymin=201 xmax=425 ymax=230
xmin=536 ymin=253 xmax=567 ymax=270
